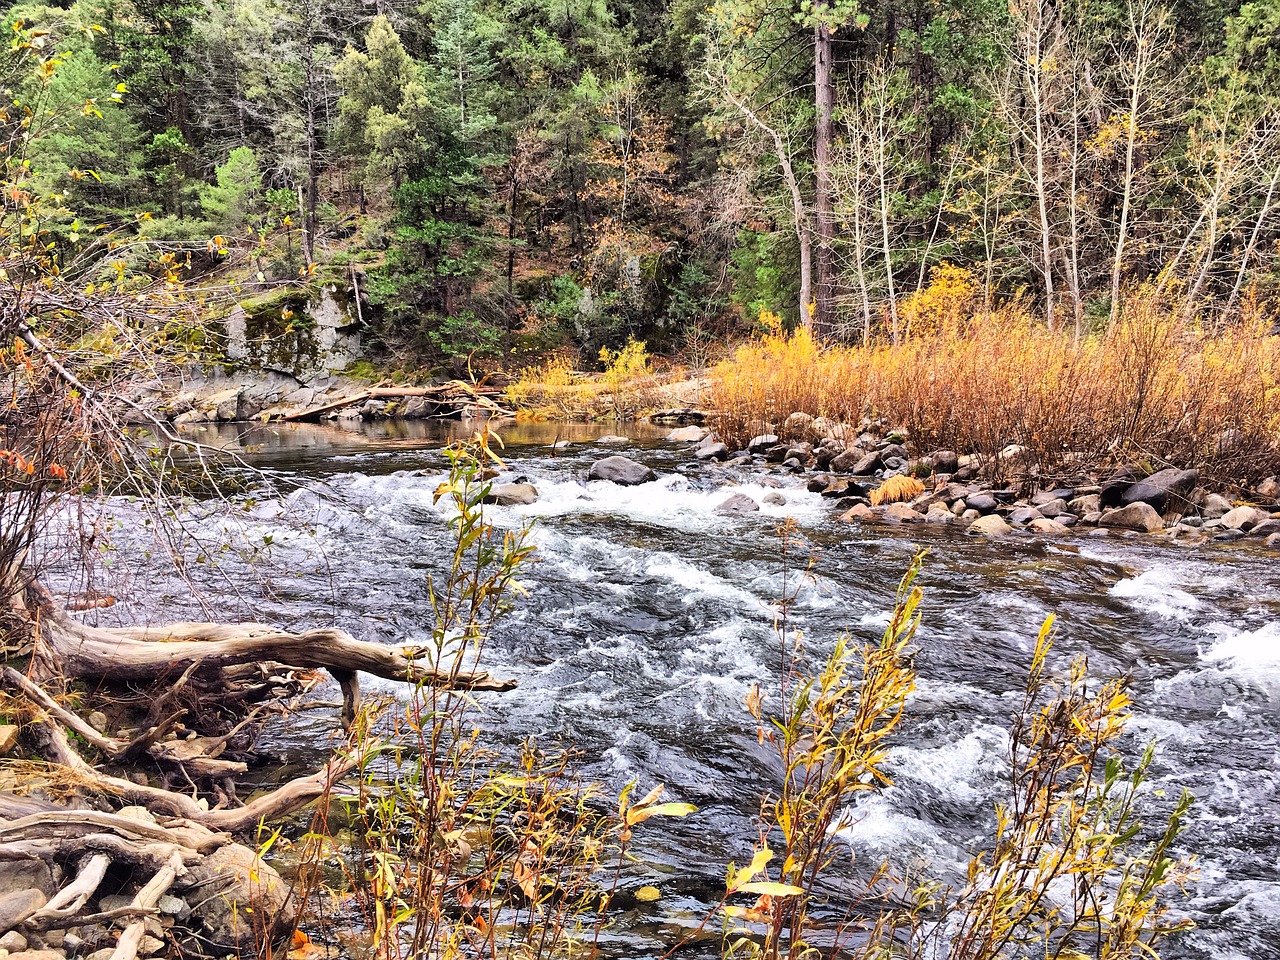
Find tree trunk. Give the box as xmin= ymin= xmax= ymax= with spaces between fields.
xmin=813 ymin=18 xmax=836 ymax=340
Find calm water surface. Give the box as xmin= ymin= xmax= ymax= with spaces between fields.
xmin=64 ymin=420 xmax=1280 ymax=959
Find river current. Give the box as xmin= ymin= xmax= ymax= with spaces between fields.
xmin=62 ymin=420 xmax=1280 ymax=959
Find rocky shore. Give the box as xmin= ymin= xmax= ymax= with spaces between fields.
xmin=553 ymin=410 xmax=1279 ymax=549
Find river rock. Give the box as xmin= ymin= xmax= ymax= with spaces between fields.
xmin=694 ymin=442 xmax=730 ymax=461
xmin=0 ymin=889 xmax=45 ymax=931
xmin=1266 ymin=533 xmax=1280 ymax=549
xmin=762 ymin=491 xmax=786 ymax=506
xmin=924 ymin=504 xmax=954 ymax=524
xmin=807 ymin=474 xmax=833 ymax=493
xmin=0 ymin=861 xmax=59 ymax=901
xmin=961 ymin=508 xmax=981 ymax=522
xmin=839 ymin=504 xmax=875 ymax=522
xmin=832 ymin=450 xmax=882 ymax=475
xmin=597 ymin=434 xmax=629 ymax=444
xmin=1250 ymin=518 xmax=1280 ymax=537
xmin=1198 ymin=492 xmax=1232 ymax=518
xmin=1009 ymin=507 xmax=1043 ymax=524
xmin=587 ymin=456 xmax=656 ymax=486
xmin=1100 ymin=465 xmax=1142 ymax=507
xmin=666 ymin=425 xmax=707 ymax=442
xmin=747 ymin=434 xmax=779 ymax=454
xmin=820 ymin=479 xmax=853 ymax=498
xmin=1029 ymin=517 xmax=1071 ymax=535
xmin=966 ymin=492 xmax=998 ymax=512
xmin=1100 ymin=502 xmax=1164 ymax=533
xmin=1256 ymin=476 xmax=1280 ymax=500
xmin=183 ymin=843 xmax=294 ymax=952
xmin=483 ymin=483 xmax=538 ymax=506
xmin=967 ymin=515 xmax=1011 ymax=537
xmin=1037 ymin=498 xmax=1069 ymax=518
xmin=924 ymin=450 xmax=959 ymax=475
xmin=1068 ymin=494 xmax=1101 ymax=516
xmin=0 ymin=932 xmax=26 ymax=952
xmin=882 ymin=502 xmax=924 ymax=523
xmin=714 ymin=493 xmax=760 ymax=516
xmin=7 ymin=951 xmax=65 ymax=960
xmin=1220 ymin=505 xmax=1270 ymax=531
xmin=782 ymin=411 xmax=815 ymax=440
xmin=1121 ymin=467 xmax=1199 ymax=513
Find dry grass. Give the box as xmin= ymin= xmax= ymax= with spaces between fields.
xmin=504 ymin=340 xmax=690 ymax=420
xmin=711 ymin=284 xmax=1280 ymax=486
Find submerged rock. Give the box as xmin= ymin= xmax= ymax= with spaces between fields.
xmin=483 ymin=483 xmax=539 ymax=506
xmin=714 ymin=492 xmax=760 ymax=516
xmin=666 ymin=425 xmax=707 ymax=442
xmin=587 ymin=456 xmax=656 ymax=486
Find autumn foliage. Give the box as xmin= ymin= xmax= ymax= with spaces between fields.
xmin=712 ymin=283 xmax=1280 ymax=484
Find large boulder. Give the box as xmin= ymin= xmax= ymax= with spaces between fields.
xmin=587 ymin=456 xmax=656 ymax=486
xmin=714 ymin=492 xmax=760 ymax=516
xmin=924 ymin=450 xmax=960 ymax=475
xmin=183 ymin=843 xmax=294 ymax=952
xmin=1100 ymin=502 xmax=1164 ymax=533
xmin=967 ymin=515 xmax=1011 ymax=537
xmin=1100 ymin=465 xmax=1142 ymax=507
xmin=483 ymin=483 xmax=539 ymax=506
xmin=831 ymin=449 xmax=882 ymax=475
xmin=782 ymin=412 xmax=815 ymax=440
xmin=694 ymin=442 xmax=731 ymax=461
xmin=1219 ymin=505 xmax=1270 ymax=531
xmin=1120 ymin=468 xmax=1199 ymax=514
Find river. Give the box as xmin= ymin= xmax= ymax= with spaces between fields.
xmin=64 ymin=420 xmax=1280 ymax=960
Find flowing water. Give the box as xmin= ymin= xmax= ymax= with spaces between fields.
xmin=65 ymin=420 xmax=1280 ymax=959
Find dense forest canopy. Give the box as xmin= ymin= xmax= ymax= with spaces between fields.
xmin=5 ymin=0 xmax=1279 ymax=364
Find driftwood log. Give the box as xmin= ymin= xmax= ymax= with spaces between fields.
xmin=280 ymin=381 xmax=514 ymax=422
xmin=0 ymin=583 xmax=518 ymax=958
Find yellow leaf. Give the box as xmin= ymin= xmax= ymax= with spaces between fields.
xmin=627 ymin=802 xmax=697 ymax=825
xmin=734 ymin=881 xmax=805 ymax=897
xmin=635 ymin=885 xmax=661 ymax=902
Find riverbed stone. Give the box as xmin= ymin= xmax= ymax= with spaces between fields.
xmin=1029 ymin=517 xmax=1071 ymax=535
xmin=1037 ymin=498 xmax=1069 ymax=518
xmin=0 ymin=890 xmax=45 ymax=931
xmin=839 ymin=504 xmax=875 ymax=522
xmin=0 ymin=932 xmax=26 ymax=952
xmin=924 ymin=450 xmax=959 ymax=475
xmin=1197 ymin=492 xmax=1232 ymax=518
xmin=482 ymin=483 xmax=538 ymax=506
xmin=183 ymin=843 xmax=294 ymax=952
xmin=1068 ymin=493 xmax=1101 ymax=516
xmin=967 ymin=514 xmax=1011 ymax=537
xmin=961 ymin=508 xmax=981 ymax=522
xmin=587 ymin=456 xmax=656 ymax=486
xmin=782 ymin=411 xmax=815 ymax=440
xmin=1100 ymin=465 xmax=1142 ymax=507
xmin=966 ymin=492 xmax=998 ymax=512
xmin=1121 ymin=467 xmax=1199 ymax=514
xmin=1099 ymin=502 xmax=1164 ymax=533
xmin=1265 ymin=533 xmax=1280 ymax=549
xmin=882 ymin=502 xmax=924 ymax=523
xmin=666 ymin=425 xmax=707 ymax=442
xmin=7 ymin=951 xmax=65 ymax=960
xmin=597 ymin=434 xmax=629 ymax=444
xmin=747 ymin=434 xmax=779 ymax=454
xmin=1009 ymin=507 xmax=1043 ymax=524
xmin=1249 ymin=518 xmax=1280 ymax=537
xmin=694 ymin=442 xmax=730 ymax=461
xmin=1256 ymin=476 xmax=1280 ymax=500
xmin=831 ymin=449 xmax=881 ymax=475
xmin=762 ymin=491 xmax=786 ymax=506
xmin=924 ymin=504 xmax=954 ymax=524
xmin=714 ymin=493 xmax=760 ymax=516
xmin=1220 ymin=505 xmax=1269 ymax=531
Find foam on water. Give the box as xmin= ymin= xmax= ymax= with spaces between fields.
xmin=1200 ymin=620 xmax=1280 ymax=671
xmin=1110 ymin=567 xmax=1202 ymax=620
